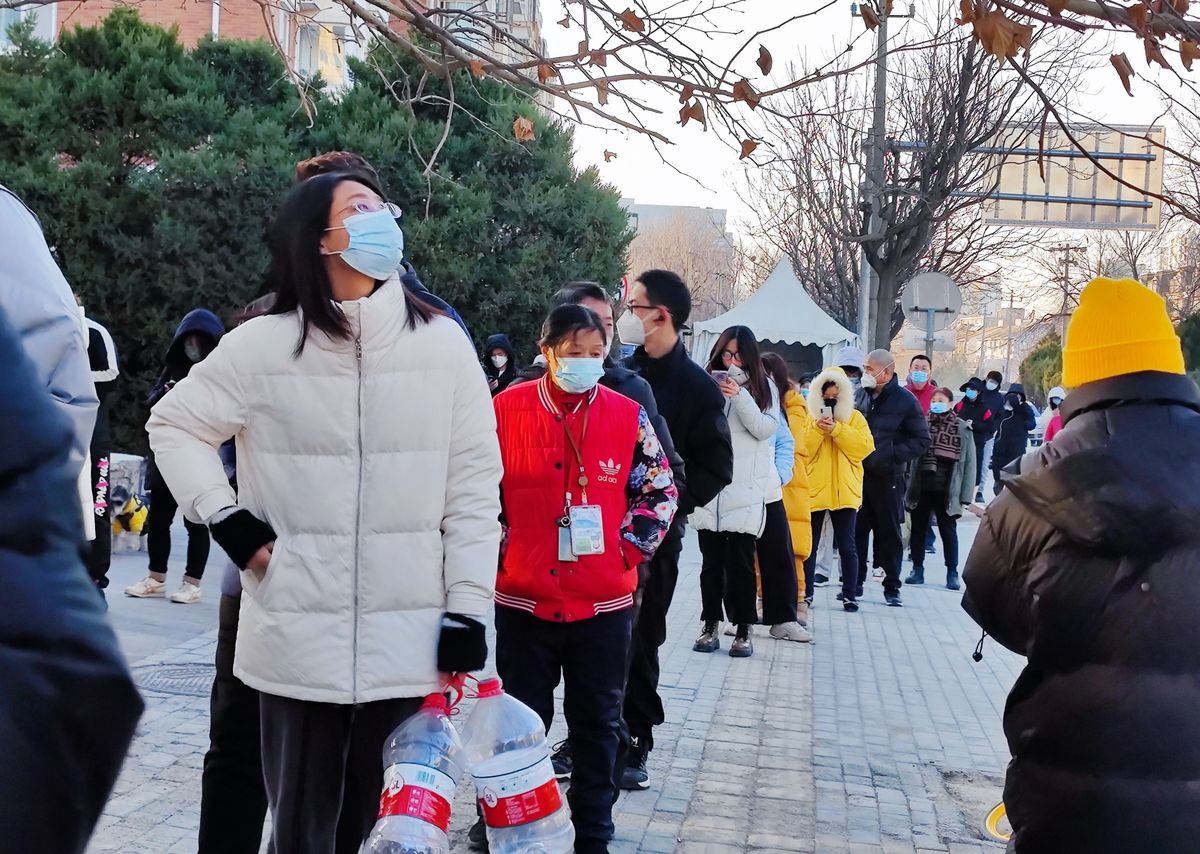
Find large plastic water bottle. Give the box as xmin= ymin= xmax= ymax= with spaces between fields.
xmin=362 ymin=694 xmax=462 ymax=854
xmin=460 ymin=677 xmax=575 ymax=853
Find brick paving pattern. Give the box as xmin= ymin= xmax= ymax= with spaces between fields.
xmin=89 ymin=519 xmax=1023 ymax=853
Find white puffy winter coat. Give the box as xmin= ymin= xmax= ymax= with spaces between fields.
xmin=691 ymin=384 xmax=780 ymax=536
xmin=146 ymin=280 xmax=502 ymax=704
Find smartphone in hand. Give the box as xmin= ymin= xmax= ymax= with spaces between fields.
xmin=710 ymin=370 xmax=729 ymax=385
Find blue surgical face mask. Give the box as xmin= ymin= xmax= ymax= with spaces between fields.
xmin=964 ymin=388 xmax=979 ymax=401
xmin=324 ymin=208 xmax=404 ymax=281
xmin=986 ymin=380 xmax=1000 ymax=392
xmin=930 ymin=401 xmax=950 ymax=415
xmin=553 ymin=357 xmax=605 ymax=394
xmin=800 ymin=387 xmax=810 ymax=399
xmin=910 ymin=370 xmax=929 ymax=385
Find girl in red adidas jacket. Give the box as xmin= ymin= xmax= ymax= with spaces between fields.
xmin=492 ymin=304 xmax=677 ymax=853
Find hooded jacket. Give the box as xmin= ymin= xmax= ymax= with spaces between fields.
xmin=0 ymin=303 xmax=143 ymax=851
xmin=483 ymin=333 xmax=518 ymax=396
xmin=956 ymin=377 xmax=998 ymax=440
xmin=148 ymin=309 xmax=225 ymax=406
xmin=991 ymin=388 xmax=1038 ymax=473
xmin=802 ymin=369 xmax=875 ymax=512
xmin=862 ymin=374 xmax=930 ymax=480
xmin=962 ymin=371 xmax=1200 ymax=853
xmin=781 ymin=389 xmax=813 ymax=560
xmin=147 ymin=278 xmax=503 ymax=704
xmin=691 ymin=382 xmax=779 ymax=537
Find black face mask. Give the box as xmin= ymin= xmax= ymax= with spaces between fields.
xmin=822 ymin=398 xmax=838 ymax=409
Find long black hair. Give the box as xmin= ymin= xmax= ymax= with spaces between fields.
xmin=761 ymin=352 xmax=793 ymax=401
xmin=707 ymin=325 xmax=772 ymax=411
xmin=266 ymin=171 xmax=432 ymax=354
xmin=540 ymin=303 xmax=608 ymax=350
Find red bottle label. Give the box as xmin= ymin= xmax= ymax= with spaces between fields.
xmin=377 ymin=763 xmax=454 ymax=832
xmin=476 ymin=756 xmax=563 ymax=828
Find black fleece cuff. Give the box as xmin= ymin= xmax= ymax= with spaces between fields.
xmin=437 ymin=612 xmax=487 ymax=673
xmin=210 ymin=509 xmax=276 ymax=570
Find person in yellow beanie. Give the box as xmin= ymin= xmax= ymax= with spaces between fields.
xmin=962 ymin=277 xmax=1200 ymax=853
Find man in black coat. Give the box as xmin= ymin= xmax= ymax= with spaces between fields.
xmin=855 ymin=349 xmax=930 ymax=607
xmin=0 ymin=302 xmax=144 ymax=852
xmin=622 ymin=270 xmax=733 ymax=783
xmin=963 ymin=277 xmax=1200 ymax=853
xmin=956 ymin=376 xmax=998 ymax=499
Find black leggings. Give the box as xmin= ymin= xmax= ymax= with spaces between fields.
xmin=146 ymin=461 xmax=210 ymax=579
xmin=755 ymin=501 xmax=798 ymax=625
xmin=804 ymin=509 xmax=859 ymax=601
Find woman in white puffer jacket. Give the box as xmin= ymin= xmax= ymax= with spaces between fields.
xmin=691 ymin=325 xmax=779 ymax=660
xmin=146 ymin=172 xmax=502 ymax=854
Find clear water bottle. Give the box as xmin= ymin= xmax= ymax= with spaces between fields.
xmin=460 ymin=677 xmax=575 ymax=853
xmin=362 ymin=694 xmax=462 ymax=854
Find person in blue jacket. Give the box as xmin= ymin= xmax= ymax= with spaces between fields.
xmin=0 ymin=301 xmax=143 ymax=852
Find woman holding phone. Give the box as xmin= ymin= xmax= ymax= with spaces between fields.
xmin=801 ymin=367 xmax=875 ymax=612
xmin=691 ymin=326 xmax=780 ymax=658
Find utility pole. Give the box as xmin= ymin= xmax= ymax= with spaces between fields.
xmin=1004 ymin=290 xmax=1016 ymax=381
xmin=1050 ymin=243 xmax=1083 ymax=343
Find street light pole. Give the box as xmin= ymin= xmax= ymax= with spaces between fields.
xmin=858 ymin=6 xmax=888 ymax=348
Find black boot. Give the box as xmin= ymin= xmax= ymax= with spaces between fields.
xmin=946 ymin=569 xmax=961 ymax=591
xmin=729 ymin=625 xmax=753 ymax=658
xmin=693 ymin=620 xmax=720 ymax=653
xmin=905 ymin=566 xmax=925 ymax=585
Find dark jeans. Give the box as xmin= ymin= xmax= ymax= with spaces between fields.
xmin=856 ymin=474 xmax=905 ymax=596
xmin=755 ymin=501 xmax=798 ymax=625
xmin=199 ymin=594 xmax=267 ymax=854
xmin=972 ymin=432 xmax=987 ymax=490
xmin=86 ymin=444 xmax=112 ymax=587
xmin=993 ymin=470 xmax=1006 ymax=497
xmin=146 ymin=461 xmax=210 ymax=579
xmin=697 ymin=530 xmax=758 ymax=626
xmin=496 ymin=605 xmax=634 ymax=846
xmin=909 ymin=491 xmax=959 ymax=572
xmin=805 ymin=509 xmax=858 ymax=601
xmin=623 ymin=537 xmax=681 ymax=750
xmin=259 ymin=692 xmax=422 ymax=854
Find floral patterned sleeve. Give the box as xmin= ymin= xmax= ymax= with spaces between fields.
xmin=622 ymin=407 xmax=680 ymax=559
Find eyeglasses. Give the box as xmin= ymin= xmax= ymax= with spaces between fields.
xmin=721 ymin=349 xmax=743 ymax=365
xmin=625 ymin=302 xmax=659 ymax=314
xmin=326 ymin=201 xmax=402 ymax=233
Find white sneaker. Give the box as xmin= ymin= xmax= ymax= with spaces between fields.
xmin=770 ymin=621 xmax=813 ymax=643
xmin=169 ymin=583 xmax=203 ymax=604
xmin=124 ymin=576 xmax=166 ymax=598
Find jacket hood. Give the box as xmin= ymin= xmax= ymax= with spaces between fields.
xmin=1005 ymin=372 xmax=1200 ymax=552
xmin=166 ymin=309 xmax=224 ymax=365
xmin=483 ymin=333 xmax=516 ymax=377
xmin=809 ymin=368 xmax=855 ymax=423
xmin=1046 ymin=386 xmax=1066 ymax=402
xmin=1007 ymin=382 xmax=1027 ymax=401
xmin=960 ymin=376 xmax=985 ymax=394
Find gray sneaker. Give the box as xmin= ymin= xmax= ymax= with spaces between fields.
xmin=769 ymin=621 xmax=813 ymax=643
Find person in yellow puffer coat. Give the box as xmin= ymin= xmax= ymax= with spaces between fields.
xmin=801 ymin=367 xmax=875 ymax=612
xmin=780 ymin=378 xmax=813 ymax=605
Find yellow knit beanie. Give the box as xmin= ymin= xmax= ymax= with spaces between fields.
xmin=1063 ymin=277 xmax=1185 ymax=387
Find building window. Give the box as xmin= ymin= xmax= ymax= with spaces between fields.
xmin=296 ymin=23 xmax=319 ymax=77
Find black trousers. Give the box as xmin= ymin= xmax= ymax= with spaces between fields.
xmin=623 ymin=537 xmax=681 ymax=749
xmin=496 ymin=605 xmax=633 ymax=846
xmin=756 ymin=501 xmax=798 ymax=625
xmin=146 ymin=461 xmax=210 ymax=579
xmin=697 ymin=530 xmax=758 ymax=626
xmin=856 ymin=474 xmax=906 ymax=596
xmin=199 ymin=594 xmax=267 ymax=854
xmin=804 ymin=509 xmax=859 ymax=601
xmin=86 ymin=444 xmax=112 ymax=587
xmin=909 ymin=491 xmax=959 ymax=572
xmin=972 ymin=432 xmax=988 ymax=490
xmin=259 ymin=692 xmax=422 ymax=854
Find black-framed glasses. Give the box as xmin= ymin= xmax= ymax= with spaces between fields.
xmin=625 ymin=302 xmax=659 ymax=313
xmin=721 ymin=349 xmax=743 ymax=365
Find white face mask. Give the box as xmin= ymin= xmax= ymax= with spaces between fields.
xmin=491 ymin=354 xmax=509 ymax=370
xmin=727 ymin=365 xmax=748 ymax=385
xmin=986 ymin=380 xmax=1000 ymax=392
xmin=184 ymin=338 xmax=206 ymax=364
xmin=860 ymin=372 xmax=878 ymax=390
xmin=616 ymin=308 xmax=647 ymax=347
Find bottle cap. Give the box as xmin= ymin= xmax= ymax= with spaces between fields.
xmin=475 ymin=677 xmax=504 ymax=698
xmin=421 ymin=692 xmax=450 ymax=712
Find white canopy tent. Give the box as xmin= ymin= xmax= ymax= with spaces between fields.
xmin=691 ymin=258 xmax=859 ymax=369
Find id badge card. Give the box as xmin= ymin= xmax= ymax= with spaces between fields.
xmin=568 ymin=505 xmax=605 ymax=556
xmin=558 ymin=526 xmax=578 ymax=562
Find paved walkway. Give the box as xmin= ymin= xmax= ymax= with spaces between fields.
xmin=90 ymin=518 xmax=1022 ymax=853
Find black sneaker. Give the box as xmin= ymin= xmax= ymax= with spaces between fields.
xmin=813 ymin=573 xmax=829 ymax=587
xmin=620 ymin=736 xmax=650 ymax=790
xmin=551 ymin=738 xmax=573 ymax=780
xmin=885 ymin=593 xmax=903 ymax=607
xmin=975 ymin=491 xmax=985 ymax=504
xmin=836 ymin=591 xmax=845 ymax=602
xmin=843 ymin=598 xmax=859 ymax=613
xmin=468 ymin=818 xmax=489 ymax=850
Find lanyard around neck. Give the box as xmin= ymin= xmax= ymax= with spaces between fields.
xmin=562 ymin=403 xmax=590 ymax=506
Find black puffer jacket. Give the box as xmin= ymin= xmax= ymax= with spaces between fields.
xmin=483 ymin=333 xmax=518 ymax=396
xmin=990 ymin=392 xmax=1038 ymax=473
xmin=862 ymin=374 xmax=930 ymax=479
xmin=962 ymin=371 xmax=1200 ymax=853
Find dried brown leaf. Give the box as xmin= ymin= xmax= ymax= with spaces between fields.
xmin=956 ymin=0 xmax=977 ymax=24
xmin=679 ymin=83 xmax=696 ymax=104
xmin=558 ymin=14 xmax=570 ymax=27
xmin=468 ymin=59 xmax=487 ymax=79
xmin=1171 ymin=0 xmax=1190 ymax=13
xmin=885 ymin=0 xmax=894 ymax=15
xmin=1126 ymin=3 xmax=1149 ymax=32
xmin=678 ymin=101 xmax=706 ymax=127
xmin=1145 ymin=37 xmax=1171 ymax=69
xmin=1045 ymin=0 xmax=1069 ymax=13
xmin=596 ymin=79 xmax=609 ymax=105
xmin=739 ymin=139 xmax=758 ymax=160
xmin=757 ymin=45 xmax=773 ymax=75
xmin=513 ymin=116 xmax=536 ymax=142
xmin=537 ymin=63 xmax=557 ymax=83
xmin=732 ymin=78 xmax=761 ymax=109
xmin=589 ymin=50 xmax=607 ymax=67
xmin=861 ymin=3 xmax=880 ymax=29
xmin=619 ymin=8 xmax=646 ymax=33
xmin=604 ymin=149 xmax=617 ymax=163
xmin=577 ymin=39 xmax=589 ymax=57
xmin=1111 ymin=52 xmax=1136 ymax=95
xmin=1182 ymin=39 xmax=1200 ymax=70
xmin=972 ymin=11 xmax=1034 ymax=59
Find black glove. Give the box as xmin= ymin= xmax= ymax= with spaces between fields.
xmin=437 ymin=613 xmax=487 ymax=673
xmin=210 ymin=509 xmax=276 ymax=570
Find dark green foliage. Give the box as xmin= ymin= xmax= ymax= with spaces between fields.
xmin=0 ymin=11 xmax=631 ymax=453
xmin=1178 ymin=314 xmax=1200 ymax=375
xmin=1019 ymin=333 xmax=1062 ymax=408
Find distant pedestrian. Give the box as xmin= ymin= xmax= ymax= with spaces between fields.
xmin=1039 ymin=385 xmax=1066 ymax=444
xmin=801 ymin=368 xmax=874 ymax=612
xmin=903 ymin=388 xmax=975 ymax=590
xmin=856 ymin=350 xmax=930 ymax=607
xmin=125 ymin=309 xmax=224 ymax=604
xmin=768 ymin=357 xmax=816 ymax=624
xmin=492 ymin=304 xmax=677 ymax=852
xmin=963 ymin=277 xmax=1200 ymax=853
xmin=483 ymin=332 xmax=518 ymax=395
xmin=989 ymin=384 xmax=1037 ymax=496
xmin=955 ymin=376 xmax=998 ymax=501
xmin=82 ymin=306 xmax=119 ymax=595
xmin=833 ymin=345 xmax=872 ymax=414
xmin=904 ymin=354 xmax=937 ymax=415
xmin=756 ymin=352 xmax=811 ymax=642
xmin=976 ymin=369 xmax=1007 ymax=494
xmin=692 ymin=326 xmax=783 ymax=657
xmin=0 ymin=301 xmax=143 ymax=853
xmin=147 ymin=172 xmax=501 ymax=854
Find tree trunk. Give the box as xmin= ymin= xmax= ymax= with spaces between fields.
xmin=871 ymin=269 xmax=900 ymax=350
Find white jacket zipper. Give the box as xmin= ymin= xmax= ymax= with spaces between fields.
xmin=352 ymin=331 xmax=363 ymax=701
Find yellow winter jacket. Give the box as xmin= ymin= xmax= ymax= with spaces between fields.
xmin=803 ymin=368 xmax=875 ymax=512
xmin=781 ymin=389 xmax=813 ymax=561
